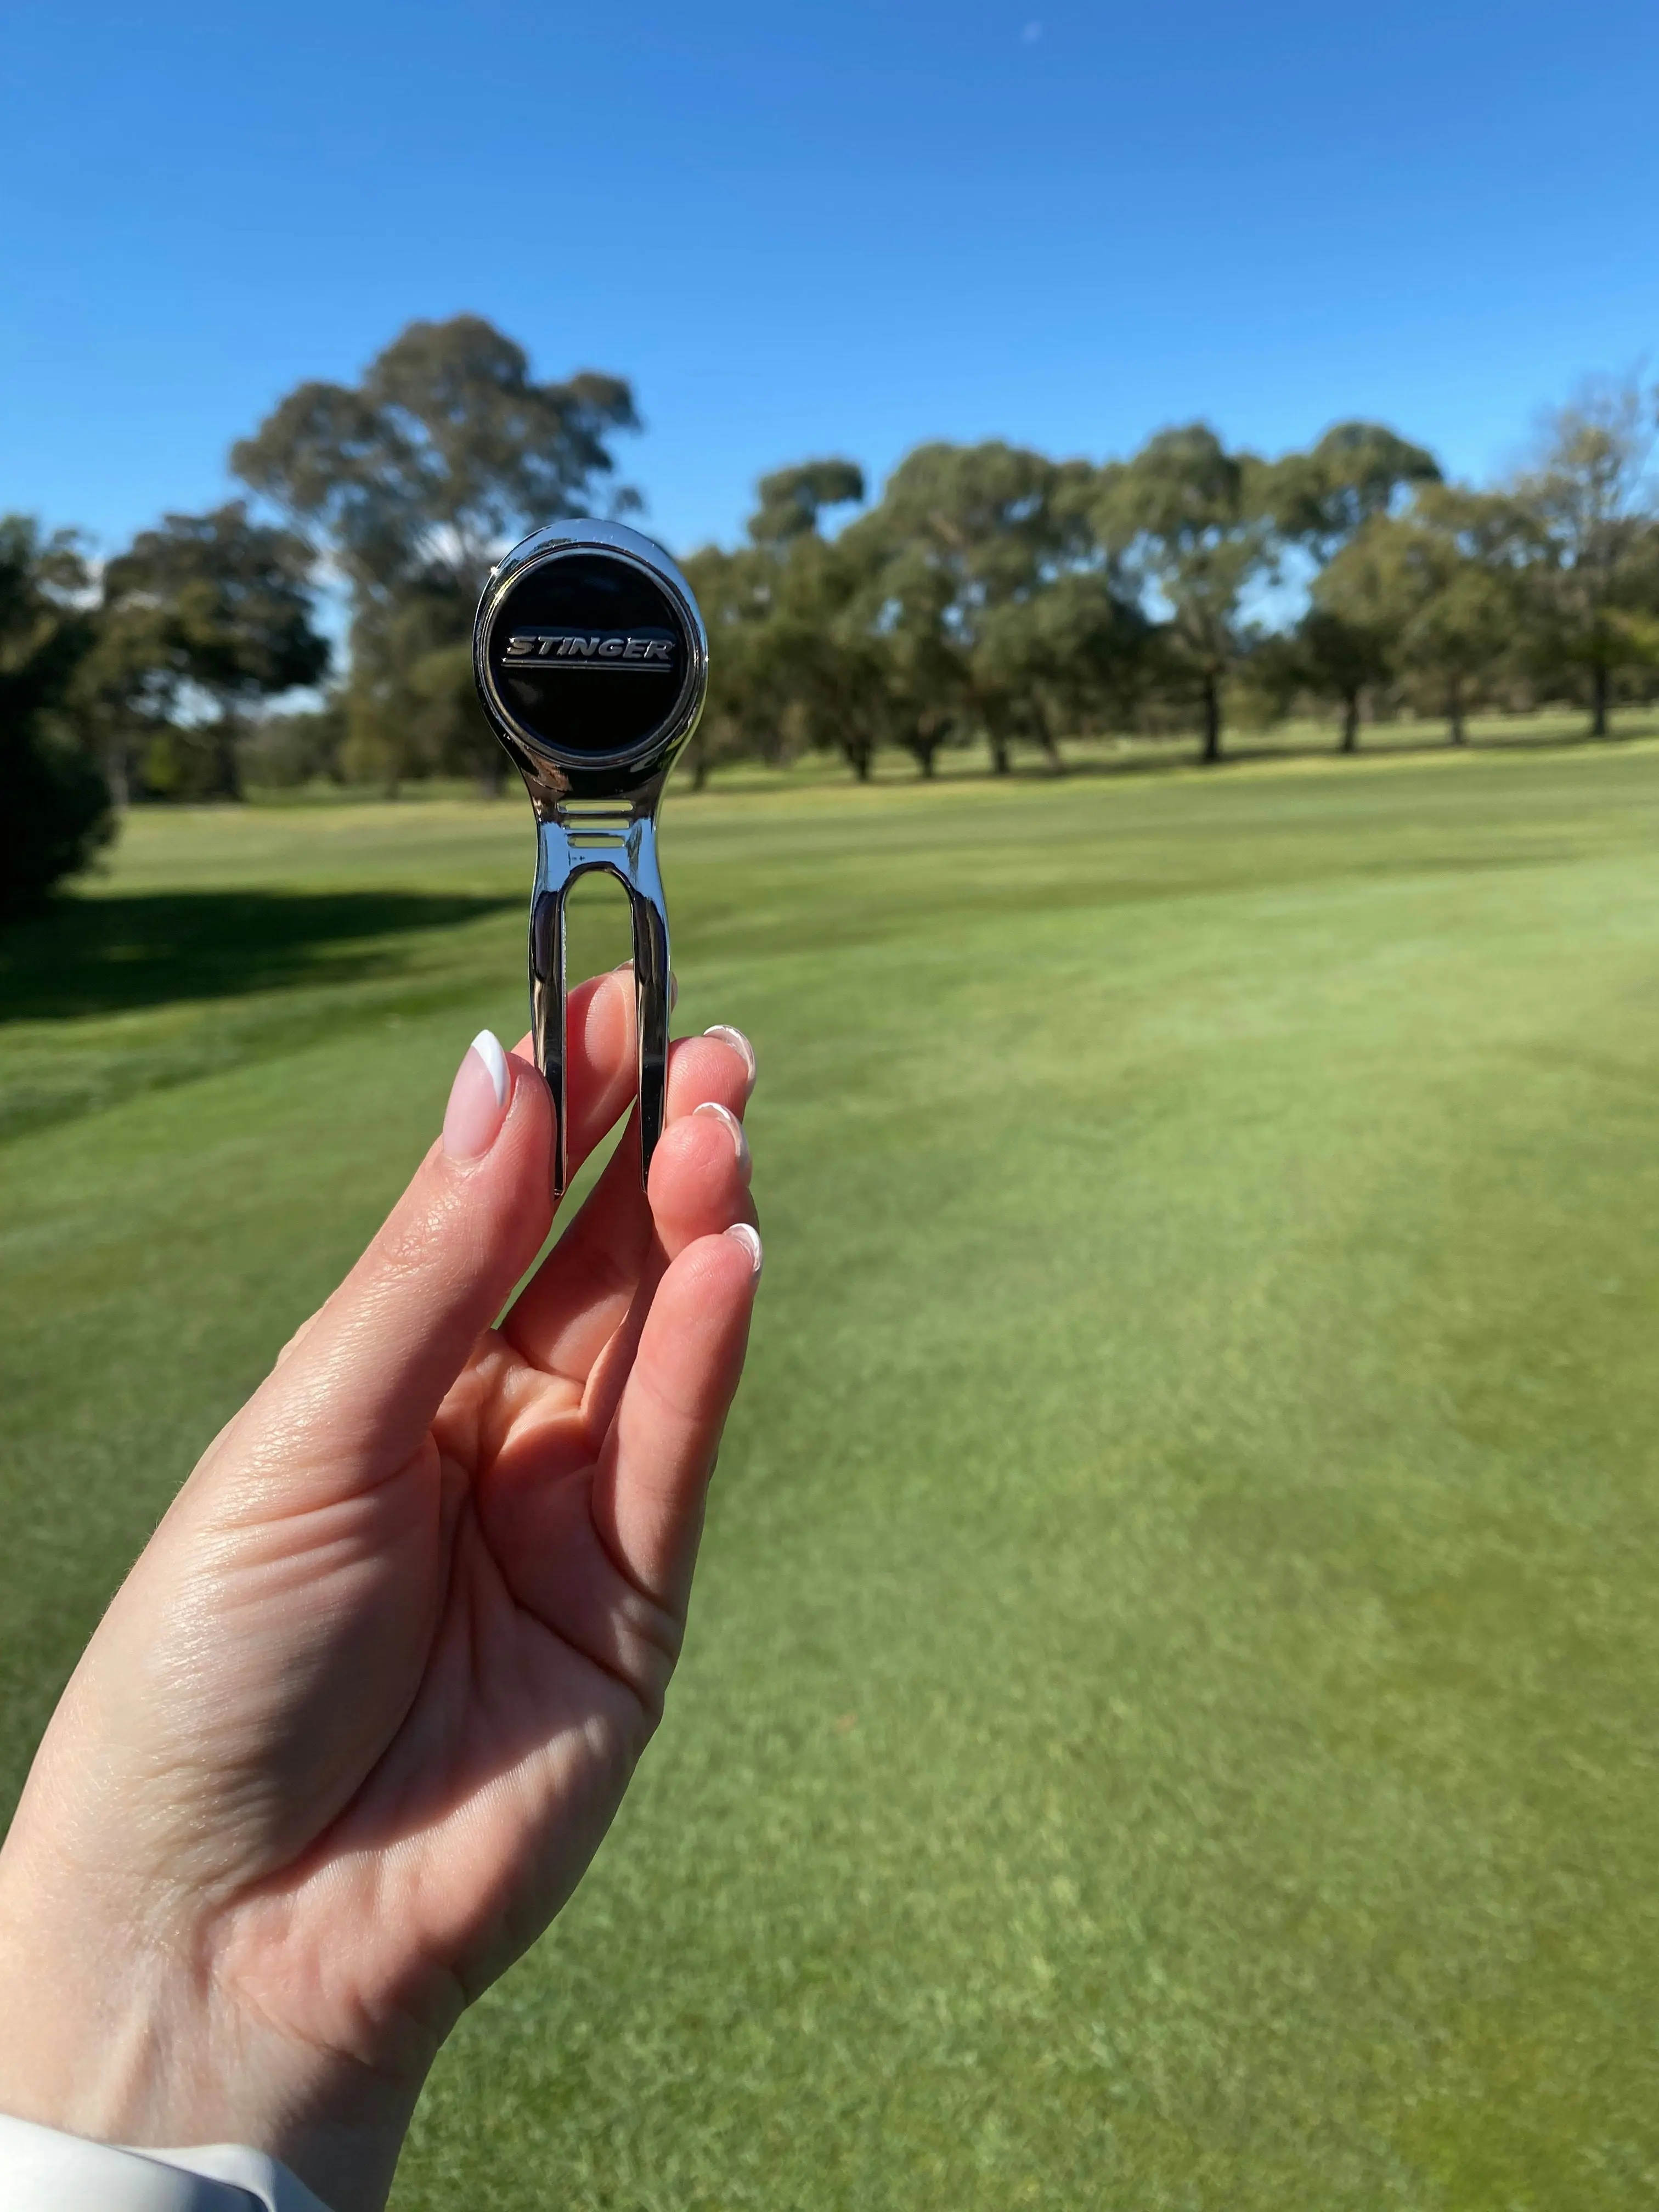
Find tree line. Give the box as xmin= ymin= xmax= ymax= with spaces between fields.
xmin=4 ymin=313 xmax=1657 ymax=915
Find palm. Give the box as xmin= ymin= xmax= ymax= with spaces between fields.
xmin=217 ymin=1303 xmax=690 ymax=2065
xmin=185 ymin=1353 xmax=610 ymax=2042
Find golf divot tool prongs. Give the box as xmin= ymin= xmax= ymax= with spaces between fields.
xmin=473 ymin=520 xmax=708 ymax=1194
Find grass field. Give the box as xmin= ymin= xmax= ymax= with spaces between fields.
xmin=5 ymin=738 xmax=1659 ymax=2208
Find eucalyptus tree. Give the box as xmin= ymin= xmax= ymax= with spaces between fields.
xmin=676 ymin=542 xmax=775 ymax=788
xmin=681 ymin=459 xmax=875 ymax=784
xmin=842 ymin=440 xmax=1099 ymax=773
xmin=1286 ymin=600 xmax=1395 ymax=753
xmin=232 ymin=316 xmax=639 ymax=786
xmin=0 ymin=516 xmax=111 ymax=913
xmin=1510 ymin=376 xmax=1659 ymax=736
xmin=973 ymin=571 xmax=1148 ymax=768
xmin=1265 ymin=421 xmax=1442 ymax=563
xmin=1095 ymin=425 xmax=1272 ymax=764
xmin=1326 ymin=490 xmax=1526 ymax=744
xmin=747 ymin=459 xmax=866 ymax=547
xmin=1262 ymin=421 xmax=1443 ymax=751
xmin=92 ymin=503 xmax=328 ymax=798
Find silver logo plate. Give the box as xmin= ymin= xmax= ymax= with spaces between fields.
xmin=504 ymin=629 xmax=677 ymax=672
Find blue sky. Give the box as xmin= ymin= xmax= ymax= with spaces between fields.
xmin=2 ymin=0 xmax=1656 ymax=560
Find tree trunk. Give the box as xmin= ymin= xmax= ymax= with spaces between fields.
xmin=1591 ymin=661 xmax=1610 ymax=739
xmin=475 ymin=752 xmax=506 ymax=798
xmin=692 ymin=746 xmax=709 ymax=793
xmin=1340 ymin=693 xmax=1360 ymax=754
xmin=849 ymin=742 xmax=872 ymax=782
xmin=212 ymin=718 xmax=243 ymax=801
xmin=990 ymin=737 xmax=1011 ymax=775
xmin=1447 ymin=681 xmax=1466 ymax=746
xmin=1200 ymin=677 xmax=1222 ymax=765
xmin=1037 ymin=720 xmax=1065 ymax=775
xmin=918 ymin=744 xmax=937 ymax=780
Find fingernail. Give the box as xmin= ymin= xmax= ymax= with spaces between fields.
xmin=725 ymin=1221 xmax=764 ymax=1279
xmin=703 ymin=1024 xmax=757 ymax=1097
xmin=443 ymin=1029 xmax=511 ymax=1160
xmin=695 ymin=1099 xmax=752 ymax=1177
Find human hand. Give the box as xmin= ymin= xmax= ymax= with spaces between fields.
xmin=0 ymin=971 xmax=760 ymax=2211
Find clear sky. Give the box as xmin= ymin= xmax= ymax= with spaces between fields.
xmin=3 ymin=0 xmax=1656 ymax=561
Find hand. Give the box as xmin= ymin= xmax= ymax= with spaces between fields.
xmin=0 ymin=970 xmax=761 ymax=2211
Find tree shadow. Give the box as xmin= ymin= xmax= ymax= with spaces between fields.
xmin=0 ymin=890 xmax=518 ymax=1023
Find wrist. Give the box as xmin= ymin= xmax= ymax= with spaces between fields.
xmin=0 ymin=1844 xmax=412 ymax=2212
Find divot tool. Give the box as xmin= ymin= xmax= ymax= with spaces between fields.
xmin=472 ymin=520 xmax=709 ymax=1193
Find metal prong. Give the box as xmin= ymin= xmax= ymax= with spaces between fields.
xmin=529 ymin=810 xmax=670 ymax=1195
xmin=530 ymin=816 xmax=575 ymax=1194
xmin=626 ymin=819 xmax=671 ymax=1186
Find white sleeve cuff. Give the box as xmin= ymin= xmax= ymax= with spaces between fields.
xmin=0 ymin=2111 xmax=335 ymax=2211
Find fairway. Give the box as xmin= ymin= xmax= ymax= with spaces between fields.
xmin=6 ymin=745 xmax=1659 ymax=2209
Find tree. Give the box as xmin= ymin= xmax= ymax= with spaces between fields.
xmin=844 ymin=441 xmax=1099 ymax=774
xmin=747 ymin=459 xmax=865 ymax=547
xmin=339 ymin=578 xmax=478 ymax=794
xmin=238 ymin=698 xmax=346 ymax=789
xmin=973 ymin=573 xmax=1148 ymax=769
xmin=681 ymin=461 xmax=873 ymax=787
xmin=1510 ymin=376 xmax=1659 ymax=737
xmin=1288 ymin=600 xmax=1394 ymax=753
xmin=1265 ymin=420 xmax=1442 ymax=564
xmin=1096 ymin=426 xmax=1272 ymax=764
xmin=757 ymin=527 xmax=898 ymax=783
xmin=676 ymin=543 xmax=780 ymax=788
xmin=1329 ymin=491 xmax=1524 ymax=744
xmin=92 ymin=504 xmax=329 ymax=798
xmin=232 ymin=316 xmax=639 ymax=789
xmin=0 ymin=517 xmax=112 ymax=917
xmin=1260 ymin=421 xmax=1443 ymax=753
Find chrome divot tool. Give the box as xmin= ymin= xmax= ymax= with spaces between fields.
xmin=472 ymin=520 xmax=709 ymax=1193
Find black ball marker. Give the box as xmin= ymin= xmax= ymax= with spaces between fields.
xmin=473 ymin=520 xmax=708 ymax=1192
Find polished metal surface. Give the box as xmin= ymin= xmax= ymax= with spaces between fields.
xmin=472 ymin=519 xmax=708 ymax=1192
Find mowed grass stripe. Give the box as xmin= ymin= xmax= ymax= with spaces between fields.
xmin=3 ymin=747 xmax=1658 ymax=2207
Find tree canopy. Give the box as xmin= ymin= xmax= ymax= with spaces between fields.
xmin=232 ymin=315 xmax=640 ymax=789
xmin=232 ymin=315 xmax=639 ymax=595
xmin=5 ymin=330 xmax=1659 ymax=915
xmin=89 ymin=503 xmax=329 ymax=798
xmin=0 ymin=518 xmax=112 ymax=916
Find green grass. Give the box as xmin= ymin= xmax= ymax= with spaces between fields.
xmin=5 ymin=739 xmax=1659 ymax=2208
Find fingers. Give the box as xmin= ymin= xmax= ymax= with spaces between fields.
xmin=509 ymin=964 xmax=640 ymax=1172
xmin=478 ymin=1221 xmax=761 ymax=1700
xmin=208 ymin=973 xmax=642 ymax=1513
xmin=503 ymin=1028 xmax=757 ymax=1386
xmin=593 ymin=1222 xmax=763 ymax=1618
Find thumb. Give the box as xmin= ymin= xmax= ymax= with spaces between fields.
xmin=213 ymin=1030 xmax=555 ymax=1509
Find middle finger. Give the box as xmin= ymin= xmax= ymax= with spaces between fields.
xmin=502 ymin=1028 xmax=757 ymax=1395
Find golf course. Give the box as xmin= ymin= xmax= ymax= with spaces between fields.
xmin=5 ymin=733 xmax=1659 ymax=2210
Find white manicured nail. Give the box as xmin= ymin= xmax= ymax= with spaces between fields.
xmin=725 ymin=1221 xmax=763 ymax=1278
xmin=695 ymin=1099 xmax=752 ymax=1176
xmin=443 ymin=1028 xmax=512 ymax=1159
xmin=703 ymin=1024 xmax=757 ymax=1097
xmin=472 ymin=1028 xmax=509 ymax=1107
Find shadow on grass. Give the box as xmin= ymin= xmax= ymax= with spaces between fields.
xmin=0 ymin=890 xmax=517 ymax=1024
